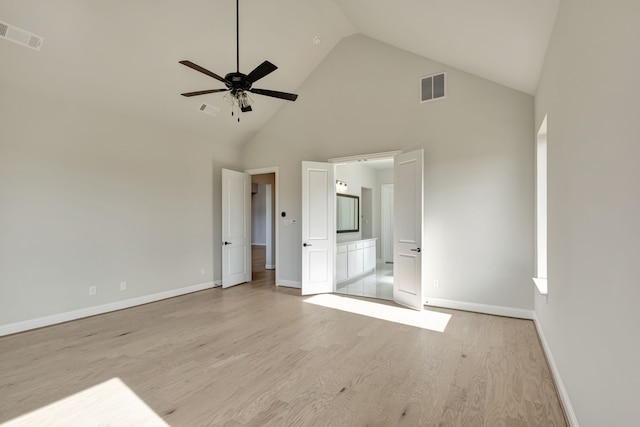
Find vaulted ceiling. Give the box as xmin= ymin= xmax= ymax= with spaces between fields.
xmin=1 ymin=0 xmax=559 ymax=147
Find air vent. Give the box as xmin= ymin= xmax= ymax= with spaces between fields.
xmin=420 ymin=72 xmax=446 ymax=103
xmin=0 ymin=20 xmax=44 ymax=51
xmin=198 ymin=103 xmax=220 ymax=117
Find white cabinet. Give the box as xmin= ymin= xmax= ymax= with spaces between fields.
xmin=364 ymin=240 xmax=376 ymax=272
xmin=337 ymin=239 xmax=376 ymax=283
xmin=347 ymin=242 xmax=364 ymax=278
xmin=336 ymin=244 xmax=348 ymax=283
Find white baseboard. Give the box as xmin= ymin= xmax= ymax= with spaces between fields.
xmin=265 ymin=264 xmax=275 ymax=270
xmin=213 ymin=280 xmax=222 ymax=287
xmin=0 ymin=281 xmax=215 ymax=337
xmin=425 ymin=297 xmax=534 ymax=320
xmin=533 ymin=313 xmax=579 ymax=427
xmin=251 ymin=243 xmax=267 ymax=246
xmin=277 ymin=279 xmax=301 ymax=289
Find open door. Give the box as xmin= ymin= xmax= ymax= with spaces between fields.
xmin=301 ymin=161 xmax=335 ymax=295
xmin=393 ymin=150 xmax=424 ymax=310
xmin=222 ymin=168 xmax=251 ymax=288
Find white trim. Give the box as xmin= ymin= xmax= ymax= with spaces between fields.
xmin=533 ymin=313 xmax=580 ymax=426
xmin=328 ymin=151 xmax=402 ymax=164
xmin=0 ymin=281 xmax=215 ymax=337
xmin=425 ymin=297 xmax=534 ymax=319
xmin=251 ymin=242 xmax=267 ymax=246
xmin=277 ymin=280 xmax=301 ymax=289
xmin=265 ymin=264 xmax=275 ymax=270
xmin=213 ymin=280 xmax=222 ymax=287
xmin=533 ymin=277 xmax=548 ymax=295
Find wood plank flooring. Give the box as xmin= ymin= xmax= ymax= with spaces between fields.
xmin=0 ymin=257 xmax=566 ymax=426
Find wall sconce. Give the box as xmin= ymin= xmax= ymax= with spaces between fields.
xmin=336 ymin=180 xmax=348 ymax=193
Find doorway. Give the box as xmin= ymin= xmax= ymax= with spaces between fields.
xmin=332 ymin=157 xmax=395 ymax=301
xmin=301 ymin=150 xmax=424 ymax=310
xmin=247 ymin=168 xmax=279 ymax=285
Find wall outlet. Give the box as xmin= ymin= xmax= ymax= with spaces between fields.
xmin=120 ymin=281 xmax=127 ymax=291
xmin=433 ymin=280 xmax=440 ymax=288
xmin=200 ymin=268 xmax=205 ymax=276
xmin=89 ymin=286 xmax=97 ymax=296
xmin=290 ymin=219 xmax=297 ymax=226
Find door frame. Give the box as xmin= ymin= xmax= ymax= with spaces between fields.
xmin=245 ymin=167 xmax=280 ymax=286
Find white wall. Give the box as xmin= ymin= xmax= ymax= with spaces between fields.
xmin=0 ymin=83 xmax=241 ymax=327
xmin=251 ymin=183 xmax=267 ymax=245
xmin=534 ymin=0 xmax=640 ymax=425
xmin=243 ymin=34 xmax=535 ymax=309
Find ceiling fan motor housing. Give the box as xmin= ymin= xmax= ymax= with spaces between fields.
xmin=225 ymin=72 xmax=252 ymax=91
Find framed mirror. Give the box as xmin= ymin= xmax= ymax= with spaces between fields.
xmin=336 ymin=194 xmax=359 ymax=233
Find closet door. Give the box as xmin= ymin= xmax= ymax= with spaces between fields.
xmin=222 ymin=168 xmax=251 ymax=288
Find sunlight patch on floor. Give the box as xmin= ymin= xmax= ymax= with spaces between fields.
xmin=304 ymin=294 xmax=451 ymax=332
xmin=1 ymin=378 xmax=168 ymax=427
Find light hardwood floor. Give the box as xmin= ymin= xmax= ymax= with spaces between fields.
xmin=0 ymin=253 xmax=566 ymax=426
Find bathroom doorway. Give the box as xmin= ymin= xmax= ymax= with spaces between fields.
xmin=332 ymin=156 xmax=395 ymax=301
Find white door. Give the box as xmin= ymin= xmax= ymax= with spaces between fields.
xmin=393 ymin=150 xmax=424 ymax=310
xmin=222 ymin=168 xmax=251 ymax=288
xmin=301 ymin=161 xmax=335 ymax=295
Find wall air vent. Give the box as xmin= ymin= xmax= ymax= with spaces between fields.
xmin=420 ymin=72 xmax=446 ymax=103
xmin=0 ymin=20 xmax=44 ymax=51
xmin=199 ymin=103 xmax=221 ymax=117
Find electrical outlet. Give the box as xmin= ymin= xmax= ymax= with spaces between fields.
xmin=89 ymin=286 xmax=97 ymax=296
xmin=120 ymin=281 xmax=127 ymax=291
xmin=433 ymin=280 xmax=440 ymax=288
xmin=200 ymin=268 xmax=205 ymax=276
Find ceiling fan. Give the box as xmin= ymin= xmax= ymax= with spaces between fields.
xmin=179 ymin=0 xmax=298 ymax=121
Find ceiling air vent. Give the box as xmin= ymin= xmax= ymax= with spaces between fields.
xmin=420 ymin=72 xmax=446 ymax=103
xmin=199 ymin=103 xmax=220 ymax=117
xmin=0 ymin=20 xmax=44 ymax=51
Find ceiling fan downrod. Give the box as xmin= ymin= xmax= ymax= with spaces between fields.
xmin=236 ymin=0 xmax=239 ymax=73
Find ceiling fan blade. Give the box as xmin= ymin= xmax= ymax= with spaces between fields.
xmin=180 ymin=89 xmax=229 ymax=97
xmin=246 ymin=61 xmax=278 ymax=84
xmin=179 ymin=60 xmax=229 ymax=85
xmin=249 ymin=88 xmax=298 ymax=102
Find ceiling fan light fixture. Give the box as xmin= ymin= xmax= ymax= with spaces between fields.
xmin=224 ymin=91 xmax=253 ymax=119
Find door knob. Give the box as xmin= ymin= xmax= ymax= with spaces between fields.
xmin=410 ymin=248 xmax=421 ymax=252
xmin=303 ymin=243 xmax=312 ymax=247
xmin=223 ymin=241 xmax=231 ymax=245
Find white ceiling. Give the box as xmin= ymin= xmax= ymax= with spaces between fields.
xmin=0 ymin=0 xmax=559 ymax=147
